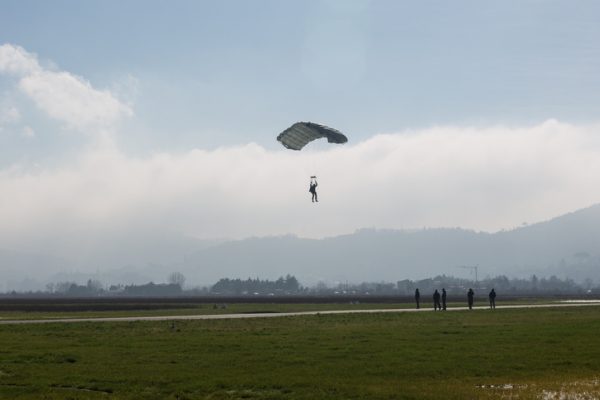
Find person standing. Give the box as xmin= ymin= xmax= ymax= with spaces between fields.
xmin=442 ymin=288 xmax=447 ymax=310
xmin=489 ymin=288 xmax=496 ymax=309
xmin=467 ymin=288 xmax=474 ymax=310
xmin=415 ymin=288 xmax=420 ymax=309
xmin=433 ymin=289 xmax=441 ymax=311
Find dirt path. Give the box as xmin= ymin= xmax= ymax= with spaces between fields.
xmin=1 ymin=301 xmax=599 ymax=325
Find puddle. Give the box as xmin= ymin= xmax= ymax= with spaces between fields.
xmin=539 ymin=378 xmax=600 ymax=399
xmin=540 ymin=390 xmax=598 ymax=400
xmin=558 ymin=300 xmax=600 ymax=303
xmin=476 ymin=383 xmax=520 ymax=390
xmin=477 ymin=379 xmax=600 ymax=399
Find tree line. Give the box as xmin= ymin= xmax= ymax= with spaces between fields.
xmin=210 ymin=275 xmax=300 ymax=295
xmin=1 ymin=273 xmax=598 ymax=297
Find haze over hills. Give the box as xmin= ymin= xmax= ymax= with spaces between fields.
xmin=179 ymin=204 xmax=600 ymax=285
xmin=2 ymin=204 xmax=600 ymax=291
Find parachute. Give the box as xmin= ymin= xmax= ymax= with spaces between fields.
xmin=277 ymin=122 xmax=348 ymax=151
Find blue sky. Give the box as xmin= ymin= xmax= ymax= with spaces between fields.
xmin=1 ymin=1 xmax=600 ymax=271
xmin=2 ymin=0 xmax=599 ymax=157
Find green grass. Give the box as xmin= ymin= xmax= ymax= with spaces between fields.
xmin=1 ymin=306 xmax=599 ymax=399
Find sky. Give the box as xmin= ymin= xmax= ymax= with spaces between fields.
xmin=1 ymin=0 xmax=600 ymax=270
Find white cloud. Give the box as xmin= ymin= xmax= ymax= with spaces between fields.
xmin=0 ymin=44 xmax=132 ymax=133
xmin=0 ymin=44 xmax=41 ymax=76
xmin=18 ymin=70 xmax=132 ymax=132
xmin=1 ymin=120 xmax=600 ymax=266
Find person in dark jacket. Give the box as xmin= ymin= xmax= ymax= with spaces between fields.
xmin=441 ymin=288 xmax=447 ymax=310
xmin=467 ymin=288 xmax=475 ymax=310
xmin=433 ymin=289 xmax=441 ymax=311
xmin=489 ymin=288 xmax=496 ymax=309
xmin=415 ymin=288 xmax=420 ymax=309
xmin=309 ymin=177 xmax=318 ymax=202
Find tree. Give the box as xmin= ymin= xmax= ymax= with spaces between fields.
xmin=86 ymin=279 xmax=103 ymax=293
xmin=55 ymin=281 xmax=73 ymax=294
xmin=168 ymin=272 xmax=186 ymax=289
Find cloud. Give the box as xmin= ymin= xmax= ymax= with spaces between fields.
xmin=0 ymin=44 xmax=40 ymax=76
xmin=0 ymin=44 xmax=132 ymax=133
xmin=1 ymin=119 xmax=600 ymax=267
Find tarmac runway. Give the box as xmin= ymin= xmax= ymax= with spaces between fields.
xmin=1 ymin=301 xmax=599 ymax=325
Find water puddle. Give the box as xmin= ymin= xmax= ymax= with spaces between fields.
xmin=477 ymin=379 xmax=600 ymax=399
xmin=541 ymin=390 xmax=598 ymax=400
xmin=558 ymin=300 xmax=600 ymax=303
xmin=476 ymin=383 xmax=521 ymax=390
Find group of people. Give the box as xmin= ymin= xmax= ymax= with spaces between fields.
xmin=414 ymin=288 xmax=497 ymax=310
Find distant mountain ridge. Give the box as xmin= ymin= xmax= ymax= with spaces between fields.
xmin=181 ymin=204 xmax=600 ymax=284
xmin=2 ymin=204 xmax=600 ymax=290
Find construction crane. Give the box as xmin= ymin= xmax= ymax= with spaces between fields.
xmin=457 ymin=265 xmax=479 ymax=285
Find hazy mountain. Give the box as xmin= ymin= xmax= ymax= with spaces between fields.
xmin=181 ymin=204 xmax=600 ymax=285
xmin=0 ymin=248 xmax=74 ymax=292
xmin=0 ymin=238 xmax=226 ymax=291
xmin=2 ymin=205 xmax=600 ymax=290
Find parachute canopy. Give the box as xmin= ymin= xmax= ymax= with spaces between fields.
xmin=277 ymin=122 xmax=348 ymax=151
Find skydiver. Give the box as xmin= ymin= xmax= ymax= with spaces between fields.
xmin=309 ymin=177 xmax=318 ymax=202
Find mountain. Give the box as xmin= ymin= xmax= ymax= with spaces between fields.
xmin=0 ymin=248 xmax=74 ymax=291
xmin=2 ymin=205 xmax=600 ymax=290
xmin=0 ymin=237 xmax=226 ymax=291
xmin=181 ymin=204 xmax=600 ymax=284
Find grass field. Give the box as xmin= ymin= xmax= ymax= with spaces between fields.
xmin=1 ymin=306 xmax=599 ymax=399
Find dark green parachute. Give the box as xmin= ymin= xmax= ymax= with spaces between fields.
xmin=277 ymin=122 xmax=348 ymax=151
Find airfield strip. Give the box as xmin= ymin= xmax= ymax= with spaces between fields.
xmin=1 ymin=302 xmax=599 ymax=325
